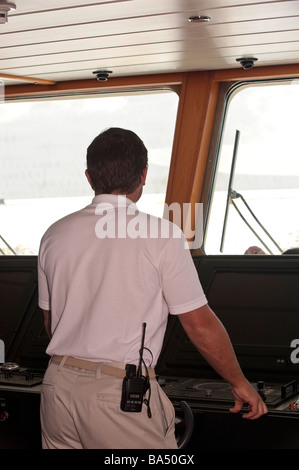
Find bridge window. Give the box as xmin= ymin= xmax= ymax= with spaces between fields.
xmin=204 ymin=80 xmax=299 ymax=255
xmin=0 ymin=90 xmax=178 ymax=255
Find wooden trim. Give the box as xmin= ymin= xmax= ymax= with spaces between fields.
xmin=165 ymin=71 xmax=212 ymax=207
xmin=0 ymin=74 xmax=56 ymax=86
xmin=189 ymin=78 xmax=220 ymax=207
xmin=165 ymin=72 xmax=219 ymax=225
xmin=214 ymin=63 xmax=299 ymax=82
xmin=4 ymin=73 xmax=184 ymax=98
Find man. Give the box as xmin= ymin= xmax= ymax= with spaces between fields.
xmin=38 ymin=127 xmax=267 ymax=449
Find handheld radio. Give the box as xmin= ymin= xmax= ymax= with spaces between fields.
xmin=120 ymin=323 xmax=150 ymax=413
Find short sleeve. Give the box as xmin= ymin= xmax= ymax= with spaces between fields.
xmin=159 ymin=230 xmax=207 ymax=315
xmin=38 ymin=251 xmax=51 ymax=310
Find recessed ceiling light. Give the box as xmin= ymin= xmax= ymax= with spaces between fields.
xmin=188 ymin=15 xmax=211 ymax=23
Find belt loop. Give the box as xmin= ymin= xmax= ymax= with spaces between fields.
xmin=96 ymin=363 xmax=102 ymax=379
xmin=58 ymin=356 xmax=67 ymax=371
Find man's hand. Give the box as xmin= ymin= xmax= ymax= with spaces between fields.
xmin=178 ymin=305 xmax=268 ymax=420
xmin=230 ymin=379 xmax=268 ymax=420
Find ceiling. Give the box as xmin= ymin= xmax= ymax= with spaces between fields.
xmin=1 ymin=0 xmax=299 ymax=85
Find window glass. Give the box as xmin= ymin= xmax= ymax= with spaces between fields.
xmin=0 ymin=90 xmax=178 ymax=254
xmin=204 ymin=80 xmax=299 ymax=255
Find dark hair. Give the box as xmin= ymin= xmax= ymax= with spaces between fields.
xmin=86 ymin=127 xmax=148 ymax=194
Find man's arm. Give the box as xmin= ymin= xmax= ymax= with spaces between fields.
xmin=178 ymin=304 xmax=268 ymax=420
xmin=43 ymin=310 xmax=52 ymax=339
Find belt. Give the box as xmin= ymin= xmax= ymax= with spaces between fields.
xmin=51 ymin=355 xmax=156 ymax=379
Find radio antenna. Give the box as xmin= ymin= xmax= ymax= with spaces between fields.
xmin=137 ymin=323 xmax=146 ymax=378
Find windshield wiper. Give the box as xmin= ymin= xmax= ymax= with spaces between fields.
xmin=220 ymin=129 xmax=282 ymax=254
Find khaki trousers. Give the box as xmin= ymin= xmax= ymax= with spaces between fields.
xmin=40 ymin=358 xmax=178 ymax=449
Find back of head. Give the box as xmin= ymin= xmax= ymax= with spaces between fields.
xmin=86 ymin=127 xmax=148 ymax=194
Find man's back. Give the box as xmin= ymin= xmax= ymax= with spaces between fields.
xmin=38 ymin=194 xmax=206 ymax=366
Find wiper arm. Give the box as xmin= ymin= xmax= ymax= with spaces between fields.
xmin=220 ymin=129 xmax=282 ymax=254
xmin=220 ymin=129 xmax=240 ymax=252
xmin=230 ymin=191 xmax=282 ymax=254
xmin=0 ymin=233 xmax=17 ymax=255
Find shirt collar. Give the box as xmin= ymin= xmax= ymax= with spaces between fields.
xmin=91 ymin=194 xmax=137 ymax=209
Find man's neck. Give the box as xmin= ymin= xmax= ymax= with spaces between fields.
xmin=95 ymin=186 xmax=142 ymax=203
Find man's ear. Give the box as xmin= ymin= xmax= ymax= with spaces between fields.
xmin=85 ymin=169 xmax=93 ymax=188
xmin=140 ymin=167 xmax=148 ymax=186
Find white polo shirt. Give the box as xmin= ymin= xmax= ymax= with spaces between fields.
xmin=38 ymin=194 xmax=207 ymax=366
